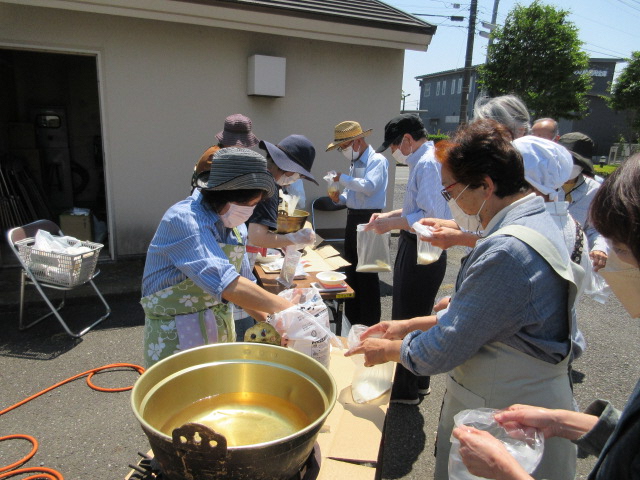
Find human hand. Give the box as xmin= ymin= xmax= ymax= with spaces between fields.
xmin=333 ymin=173 xmax=342 ymax=183
xmin=429 ymin=226 xmax=479 ymax=249
xmin=367 ymin=216 xmax=393 ymax=234
xmin=285 ymin=228 xmax=316 ymax=247
xmin=494 ymin=405 xmax=560 ymax=440
xmin=433 ymin=296 xmax=451 ymax=313
xmin=344 ymin=337 xmax=394 ymax=367
xmin=357 ymin=321 xmax=409 ymax=341
xmin=590 ymin=250 xmax=608 ymax=271
xmin=328 ymin=191 xmax=340 ymax=203
xmin=452 ymin=427 xmax=531 ymax=480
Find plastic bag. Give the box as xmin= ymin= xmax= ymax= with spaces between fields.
xmin=356 ymin=224 xmax=392 ymax=272
xmin=277 ymin=245 xmax=303 ymax=288
xmin=268 ymin=287 xmax=342 ymax=367
xmin=347 ymin=325 xmax=394 ymax=403
xmin=323 ymin=171 xmax=341 ymax=198
xmin=412 ymin=221 xmax=443 ymax=265
xmin=279 ymin=190 xmax=300 ymax=216
xmin=449 ymin=408 xmax=544 ymax=480
xmin=33 ymin=230 xmax=91 ymax=255
xmin=583 ymin=270 xmax=611 ymax=304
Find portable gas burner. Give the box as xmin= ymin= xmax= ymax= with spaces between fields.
xmin=125 ymin=446 xmax=321 ymax=480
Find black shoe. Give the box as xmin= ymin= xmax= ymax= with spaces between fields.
xmin=390 ymin=383 xmax=421 ymax=405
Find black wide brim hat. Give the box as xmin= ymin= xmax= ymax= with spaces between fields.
xmin=259 ymin=134 xmax=319 ymax=185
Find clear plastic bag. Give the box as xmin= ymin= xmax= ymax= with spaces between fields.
xmin=268 ymin=287 xmax=342 ymax=367
xmin=356 ymin=225 xmax=392 ymax=272
xmin=323 ymin=171 xmax=341 ymax=198
xmin=277 ymin=245 xmax=303 ymax=288
xmin=412 ymin=221 xmax=443 ymax=265
xmin=347 ymin=325 xmax=394 ymax=403
xmin=449 ymin=408 xmax=544 ymax=480
xmin=583 ymin=270 xmax=611 ymax=304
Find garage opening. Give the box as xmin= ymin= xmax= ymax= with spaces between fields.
xmin=0 ymin=48 xmax=108 ymax=266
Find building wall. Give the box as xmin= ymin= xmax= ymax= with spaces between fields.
xmin=1 ymin=3 xmax=403 ymax=256
xmin=418 ymin=70 xmax=479 ymax=134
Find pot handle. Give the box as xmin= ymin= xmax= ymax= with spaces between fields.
xmin=172 ymin=422 xmax=228 ymax=460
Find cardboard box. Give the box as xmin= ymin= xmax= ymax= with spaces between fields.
xmin=59 ymin=211 xmax=94 ymax=241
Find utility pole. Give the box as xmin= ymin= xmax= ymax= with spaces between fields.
xmin=459 ymin=0 xmax=478 ymax=126
xmin=488 ymin=0 xmax=500 ymax=49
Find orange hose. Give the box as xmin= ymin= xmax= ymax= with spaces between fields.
xmin=0 ymin=363 xmax=145 ymax=480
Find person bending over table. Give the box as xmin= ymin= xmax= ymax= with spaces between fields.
xmin=346 ymin=119 xmax=581 ymax=480
xmin=141 ymin=148 xmax=294 ymax=368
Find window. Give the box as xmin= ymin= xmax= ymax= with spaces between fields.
xmin=451 ymin=79 xmax=456 ymax=95
xmin=442 ymin=80 xmax=447 ymax=96
xmin=458 ymin=77 xmax=462 ymax=94
xmin=425 ymin=83 xmax=431 ymax=97
xmin=436 ymin=81 xmax=440 ymax=96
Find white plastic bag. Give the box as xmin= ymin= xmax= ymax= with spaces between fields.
xmin=268 ymin=287 xmax=342 ymax=367
xmin=583 ymin=270 xmax=611 ymax=304
xmin=323 ymin=171 xmax=341 ymax=198
xmin=412 ymin=221 xmax=443 ymax=265
xmin=449 ymin=408 xmax=544 ymax=480
xmin=356 ymin=224 xmax=392 ymax=272
xmin=347 ymin=325 xmax=394 ymax=403
xmin=33 ymin=230 xmax=91 ymax=255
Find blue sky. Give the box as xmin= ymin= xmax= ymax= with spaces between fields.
xmin=384 ymin=0 xmax=639 ymax=110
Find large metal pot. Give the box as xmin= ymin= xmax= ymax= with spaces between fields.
xmin=131 ymin=343 xmax=336 ymax=480
xmin=276 ymin=209 xmax=309 ymax=234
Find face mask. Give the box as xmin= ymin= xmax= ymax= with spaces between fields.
xmin=447 ymin=185 xmax=486 ymax=234
xmin=276 ymin=172 xmax=300 ymax=187
xmin=220 ymin=203 xmax=255 ymax=228
xmin=340 ymin=145 xmax=354 ymax=161
xmin=391 ymin=137 xmax=411 ymax=164
xmin=568 ymin=165 xmax=582 ymax=180
xmin=599 ymin=245 xmax=640 ymax=318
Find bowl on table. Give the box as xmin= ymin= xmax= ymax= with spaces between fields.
xmin=316 ymin=271 xmax=346 ymax=286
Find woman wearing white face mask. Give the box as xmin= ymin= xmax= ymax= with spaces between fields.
xmin=450 ymin=153 xmax=640 ymax=480
xmin=246 ymin=134 xmax=319 ymax=251
xmin=347 ymin=119 xmax=580 ymax=479
xmin=141 ymin=148 xmax=295 ymax=367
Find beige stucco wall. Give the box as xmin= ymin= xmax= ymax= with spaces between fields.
xmin=1 ymin=3 xmax=404 ymax=257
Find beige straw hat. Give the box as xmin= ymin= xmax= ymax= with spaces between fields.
xmin=325 ymin=121 xmax=372 ymax=151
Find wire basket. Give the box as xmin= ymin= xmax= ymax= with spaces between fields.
xmin=15 ymin=237 xmax=103 ymax=288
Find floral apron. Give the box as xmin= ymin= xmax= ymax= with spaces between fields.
xmin=434 ymin=225 xmax=584 ymax=480
xmin=141 ymin=230 xmax=245 ymax=368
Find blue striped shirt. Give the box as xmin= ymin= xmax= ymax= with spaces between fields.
xmin=402 ymin=141 xmax=452 ymax=226
xmin=141 ymin=191 xmax=255 ymax=300
xmin=337 ymin=146 xmax=388 ymax=209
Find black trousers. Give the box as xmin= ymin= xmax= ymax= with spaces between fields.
xmin=343 ymin=209 xmax=382 ymax=327
xmin=391 ymin=230 xmax=447 ymax=397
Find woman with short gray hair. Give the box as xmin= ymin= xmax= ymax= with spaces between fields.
xmin=473 ymin=94 xmax=531 ymax=139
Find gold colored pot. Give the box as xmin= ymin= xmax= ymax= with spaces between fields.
xmin=131 ymin=343 xmax=336 ymax=480
xmin=276 ymin=209 xmax=309 ymax=234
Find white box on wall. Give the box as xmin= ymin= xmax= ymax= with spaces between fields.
xmin=247 ymin=55 xmax=286 ymax=97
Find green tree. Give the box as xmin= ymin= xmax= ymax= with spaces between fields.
xmin=477 ymin=1 xmax=591 ymax=119
xmin=608 ymin=51 xmax=640 ymax=140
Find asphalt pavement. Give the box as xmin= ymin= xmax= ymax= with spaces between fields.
xmin=1 ymin=166 xmax=639 ymax=479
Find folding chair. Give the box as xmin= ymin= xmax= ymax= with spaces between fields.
xmin=310 ymin=196 xmax=347 ymax=244
xmin=7 ymin=219 xmax=111 ymax=338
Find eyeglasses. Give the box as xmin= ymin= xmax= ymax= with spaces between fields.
xmin=440 ymin=181 xmax=459 ymax=202
xmin=337 ymin=141 xmax=354 ymax=152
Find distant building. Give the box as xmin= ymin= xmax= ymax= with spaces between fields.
xmin=415 ymin=58 xmax=633 ymax=157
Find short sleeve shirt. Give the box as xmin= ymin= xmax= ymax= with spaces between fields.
xmin=247 ymin=187 xmax=280 ymax=230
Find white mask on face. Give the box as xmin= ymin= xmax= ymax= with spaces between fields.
xmin=447 ymin=184 xmax=486 ymax=234
xmin=341 ymin=145 xmax=357 ymax=161
xmin=276 ymin=172 xmax=300 ymax=186
xmin=220 ymin=203 xmax=256 ymax=228
xmin=599 ymin=243 xmax=640 ymax=318
xmin=391 ymin=137 xmax=411 ymax=164
xmin=568 ymin=164 xmax=582 ymax=180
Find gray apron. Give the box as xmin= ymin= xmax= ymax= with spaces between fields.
xmin=434 ymin=225 xmax=583 ymax=480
